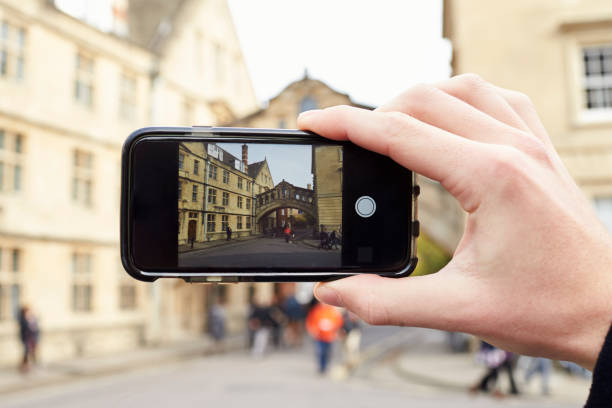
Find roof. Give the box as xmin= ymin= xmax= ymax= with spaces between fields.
xmin=247 ymin=160 xmax=267 ymax=179
xmin=127 ymin=0 xmax=187 ymax=51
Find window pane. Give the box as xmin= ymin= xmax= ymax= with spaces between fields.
xmin=11 ymin=284 xmax=19 ymax=319
xmin=14 ymin=134 xmax=22 ymax=153
xmin=13 ymin=164 xmax=21 ymax=191
xmin=12 ymin=249 xmax=19 ymax=272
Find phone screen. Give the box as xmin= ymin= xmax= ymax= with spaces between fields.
xmin=178 ymin=141 xmax=343 ymax=268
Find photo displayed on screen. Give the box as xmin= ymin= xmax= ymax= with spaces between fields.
xmin=178 ymin=142 xmax=343 ymax=268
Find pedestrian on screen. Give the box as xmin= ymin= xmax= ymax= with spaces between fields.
xmin=329 ymin=230 xmax=339 ymax=250
xmin=319 ymin=226 xmax=328 ymax=250
xmin=226 ymin=225 xmax=232 ymax=241
xmin=306 ymin=301 xmax=343 ymax=374
xmin=284 ymin=225 xmax=291 ymax=243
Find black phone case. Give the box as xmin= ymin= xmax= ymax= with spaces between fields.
xmin=121 ymin=126 xmax=419 ymax=282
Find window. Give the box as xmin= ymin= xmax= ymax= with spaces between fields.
xmin=299 ymin=96 xmax=318 ymax=113
xmin=246 ymin=216 xmax=251 ymax=229
xmin=119 ymin=284 xmax=136 ymax=310
xmin=237 ymin=216 xmax=242 ymax=229
xmin=0 ymin=246 xmax=21 ymax=320
xmin=0 ymin=130 xmax=24 ymax=193
xmin=179 ymin=153 xmax=185 ymax=169
xmin=222 ymin=191 xmax=229 ymax=206
xmin=208 ymin=188 xmax=217 ymax=204
xmin=246 ymin=198 xmax=251 ymax=210
xmin=192 ymin=184 xmax=198 ymax=202
xmin=583 ymin=46 xmax=612 ymax=110
xmin=237 ymin=196 xmax=243 ymax=208
xmin=207 ymin=214 xmax=216 ymax=232
xmin=118 ymin=263 xmax=136 ymax=311
xmin=119 ymin=72 xmax=137 ymax=120
xmin=72 ymin=253 xmax=93 ymax=312
xmin=194 ymin=160 xmax=199 ymax=175
xmin=223 ymin=170 xmax=230 ymax=184
xmin=208 ymin=164 xmax=217 ymax=180
xmin=0 ymin=20 xmax=26 ymax=81
xmin=75 ymin=53 xmax=94 ymax=107
xmin=178 ymin=182 xmax=182 ymax=199
xmin=221 ymin=215 xmax=229 ymax=231
xmin=238 ymin=177 xmax=243 ymax=189
xmin=246 ymin=181 xmax=251 ymax=191
xmin=72 ymin=149 xmax=93 ymax=206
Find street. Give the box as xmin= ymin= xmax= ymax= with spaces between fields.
xmin=0 ymin=327 xmax=586 ymax=408
xmin=180 ymin=235 xmax=341 ymax=268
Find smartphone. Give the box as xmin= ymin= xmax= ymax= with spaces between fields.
xmin=121 ymin=127 xmax=419 ymax=282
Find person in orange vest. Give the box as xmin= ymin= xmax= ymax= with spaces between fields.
xmin=306 ymin=301 xmax=344 ymax=374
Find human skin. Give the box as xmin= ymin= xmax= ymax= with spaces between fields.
xmin=297 ymin=74 xmax=612 ymax=370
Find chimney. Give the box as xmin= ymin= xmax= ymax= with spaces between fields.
xmin=241 ymin=144 xmax=248 ymax=173
xmin=307 ymin=183 xmax=312 ymax=190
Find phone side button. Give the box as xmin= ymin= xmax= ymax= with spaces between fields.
xmin=412 ymin=220 xmax=420 ymax=237
xmin=413 ymin=185 xmax=420 ymax=197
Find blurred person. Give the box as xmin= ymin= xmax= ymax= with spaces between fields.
xmin=300 ymin=74 xmax=612 ymax=405
xmin=249 ymin=302 xmax=270 ymax=358
xmin=341 ymin=310 xmax=362 ymax=372
xmin=269 ymin=294 xmax=288 ymax=349
xmin=471 ymin=341 xmax=519 ymax=397
xmin=226 ymin=225 xmax=232 ymax=241
xmin=523 ymin=357 xmax=552 ymax=396
xmin=208 ymin=299 xmax=227 ymax=349
xmin=282 ymin=294 xmax=306 ymax=348
xmin=17 ymin=305 xmax=39 ymax=373
xmin=306 ymin=301 xmax=343 ymax=374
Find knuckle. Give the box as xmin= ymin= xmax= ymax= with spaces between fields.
xmin=456 ymin=73 xmax=487 ymax=91
xmin=399 ymin=83 xmax=439 ymax=116
xmin=382 ymin=111 xmax=410 ymax=137
xmin=488 ymin=146 xmax=527 ymax=181
xmin=508 ymin=90 xmax=533 ymax=108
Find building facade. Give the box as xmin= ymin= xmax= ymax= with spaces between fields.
xmin=0 ymin=0 xmax=258 ymax=365
xmin=443 ymin=0 xmax=612 ymax=234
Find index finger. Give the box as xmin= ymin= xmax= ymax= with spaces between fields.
xmin=298 ymin=105 xmax=488 ymax=208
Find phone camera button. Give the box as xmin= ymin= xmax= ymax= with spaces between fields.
xmin=355 ymin=196 xmax=376 ymax=218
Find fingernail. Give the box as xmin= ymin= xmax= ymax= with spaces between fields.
xmin=297 ymin=109 xmax=322 ymax=122
xmin=314 ymin=283 xmax=343 ymax=307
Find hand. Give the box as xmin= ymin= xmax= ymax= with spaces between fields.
xmin=297 ymin=74 xmax=612 ymax=370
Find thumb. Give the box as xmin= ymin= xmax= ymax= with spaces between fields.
xmin=314 ymin=271 xmax=475 ymax=332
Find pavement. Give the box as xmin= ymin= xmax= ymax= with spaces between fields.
xmin=179 ymin=236 xmax=341 ymax=267
xmin=0 ymin=327 xmax=592 ymax=407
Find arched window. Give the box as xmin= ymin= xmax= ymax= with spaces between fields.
xmin=299 ymin=96 xmax=318 ymax=113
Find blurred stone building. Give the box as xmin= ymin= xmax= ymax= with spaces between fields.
xmin=0 ymin=0 xmax=258 ymax=365
xmin=444 ymin=0 xmax=612 ymax=233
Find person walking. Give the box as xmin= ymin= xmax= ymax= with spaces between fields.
xmin=341 ymin=310 xmax=362 ymax=373
xmin=226 ymin=225 xmax=232 ymax=241
xmin=18 ymin=305 xmax=39 ymax=373
xmin=306 ymin=301 xmax=343 ymax=374
xmin=329 ymin=230 xmax=339 ymax=250
xmin=523 ymin=357 xmax=553 ymax=395
xmin=471 ymin=341 xmax=520 ymax=397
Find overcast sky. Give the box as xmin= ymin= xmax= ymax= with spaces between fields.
xmin=218 ymin=142 xmax=313 ymax=188
xmin=228 ymin=0 xmax=451 ymax=107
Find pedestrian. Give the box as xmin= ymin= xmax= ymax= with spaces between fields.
xmin=208 ymin=299 xmax=226 ymax=349
xmin=284 ymin=225 xmax=291 ymax=243
xmin=282 ymin=294 xmax=306 ymax=347
xmin=306 ymin=301 xmax=343 ymax=374
xmin=329 ymin=230 xmax=339 ymax=250
xmin=18 ymin=305 xmax=39 ymax=373
xmin=226 ymin=225 xmax=232 ymax=241
xmin=470 ymin=341 xmax=520 ymax=397
xmin=523 ymin=357 xmax=553 ymax=395
xmin=341 ymin=310 xmax=362 ymax=372
xmin=319 ymin=225 xmax=328 ymax=250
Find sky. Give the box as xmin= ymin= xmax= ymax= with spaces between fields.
xmin=227 ymin=0 xmax=452 ymax=107
xmin=217 ymin=143 xmax=313 ymax=189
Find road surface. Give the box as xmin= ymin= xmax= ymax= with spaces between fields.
xmin=180 ymin=236 xmax=341 ymax=268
